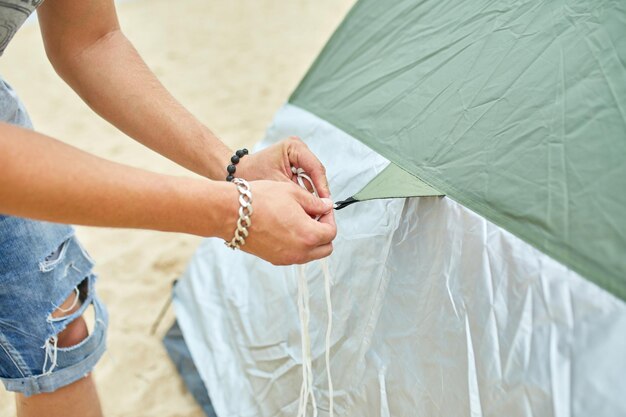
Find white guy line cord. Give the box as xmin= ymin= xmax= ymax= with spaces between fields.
xmin=292 ymin=167 xmax=334 ymax=417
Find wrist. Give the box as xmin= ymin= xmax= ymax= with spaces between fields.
xmin=196 ymin=128 xmax=233 ymax=180
xmin=223 ymin=178 xmax=253 ymax=249
xmin=172 ymin=177 xmax=239 ymax=239
xmin=206 ymin=180 xmax=241 ymax=241
xmin=225 ymin=148 xmax=249 ymax=182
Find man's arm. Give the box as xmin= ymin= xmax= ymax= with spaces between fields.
xmin=36 ymin=0 xmax=331 ymax=197
xmin=37 ymin=0 xmax=230 ymax=180
xmin=0 ymin=123 xmax=335 ymax=264
xmin=0 ymin=122 xmax=232 ymax=234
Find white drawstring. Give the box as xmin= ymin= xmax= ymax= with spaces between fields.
xmin=321 ymin=259 xmax=334 ymax=417
xmin=297 ymin=264 xmax=318 ymax=417
xmin=292 ymin=167 xmax=334 ymax=417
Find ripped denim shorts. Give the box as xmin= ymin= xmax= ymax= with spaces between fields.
xmin=0 ymin=215 xmax=108 ymax=397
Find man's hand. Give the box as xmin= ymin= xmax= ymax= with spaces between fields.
xmin=236 ymin=137 xmax=331 ymax=199
xmin=218 ymin=180 xmax=336 ymax=265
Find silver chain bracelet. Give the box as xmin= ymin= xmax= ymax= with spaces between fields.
xmin=224 ymin=178 xmax=253 ymax=250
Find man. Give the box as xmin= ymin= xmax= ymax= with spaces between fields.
xmin=0 ymin=0 xmax=336 ymax=416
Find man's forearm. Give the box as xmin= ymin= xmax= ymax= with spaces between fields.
xmin=51 ymin=30 xmax=231 ymax=180
xmin=0 ymin=123 xmax=235 ymax=237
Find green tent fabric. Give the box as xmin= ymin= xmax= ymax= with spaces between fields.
xmin=334 ymin=163 xmax=444 ymax=209
xmin=291 ymin=0 xmax=626 ymax=300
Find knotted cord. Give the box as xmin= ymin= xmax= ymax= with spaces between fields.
xmin=292 ymin=167 xmax=334 ymax=417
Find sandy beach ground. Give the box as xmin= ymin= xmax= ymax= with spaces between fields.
xmin=0 ymin=0 xmax=354 ymax=415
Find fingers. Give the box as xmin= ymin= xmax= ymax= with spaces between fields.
xmin=295 ymin=187 xmax=334 ymax=216
xmin=292 ymin=185 xmax=336 ymax=245
xmin=302 ymin=198 xmax=336 ymax=254
xmin=291 ymin=187 xmax=336 ymax=260
xmin=246 ymin=178 xmax=336 ymax=266
xmin=287 ymin=137 xmax=331 ymax=198
xmin=305 ymin=243 xmax=334 ymax=262
xmin=309 ymin=213 xmax=337 ymax=245
xmin=316 ymin=210 xmax=336 ymax=237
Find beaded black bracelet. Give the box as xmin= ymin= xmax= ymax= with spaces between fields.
xmin=226 ymin=148 xmax=249 ymax=182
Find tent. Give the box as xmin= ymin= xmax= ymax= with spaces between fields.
xmin=169 ymin=1 xmax=626 ymax=416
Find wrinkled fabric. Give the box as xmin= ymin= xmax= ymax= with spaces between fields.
xmin=291 ymin=0 xmax=626 ymax=301
xmin=174 ymin=104 xmax=626 ymax=417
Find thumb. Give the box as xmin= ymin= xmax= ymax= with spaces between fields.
xmin=297 ymin=189 xmax=333 ymax=216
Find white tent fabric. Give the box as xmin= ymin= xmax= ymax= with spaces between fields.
xmin=173 ymin=104 xmax=626 ymax=417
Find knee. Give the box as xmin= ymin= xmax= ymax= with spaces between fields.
xmin=56 ymin=315 xmax=89 ymax=348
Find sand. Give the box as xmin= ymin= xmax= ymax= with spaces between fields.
xmin=0 ymin=0 xmax=354 ymax=415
